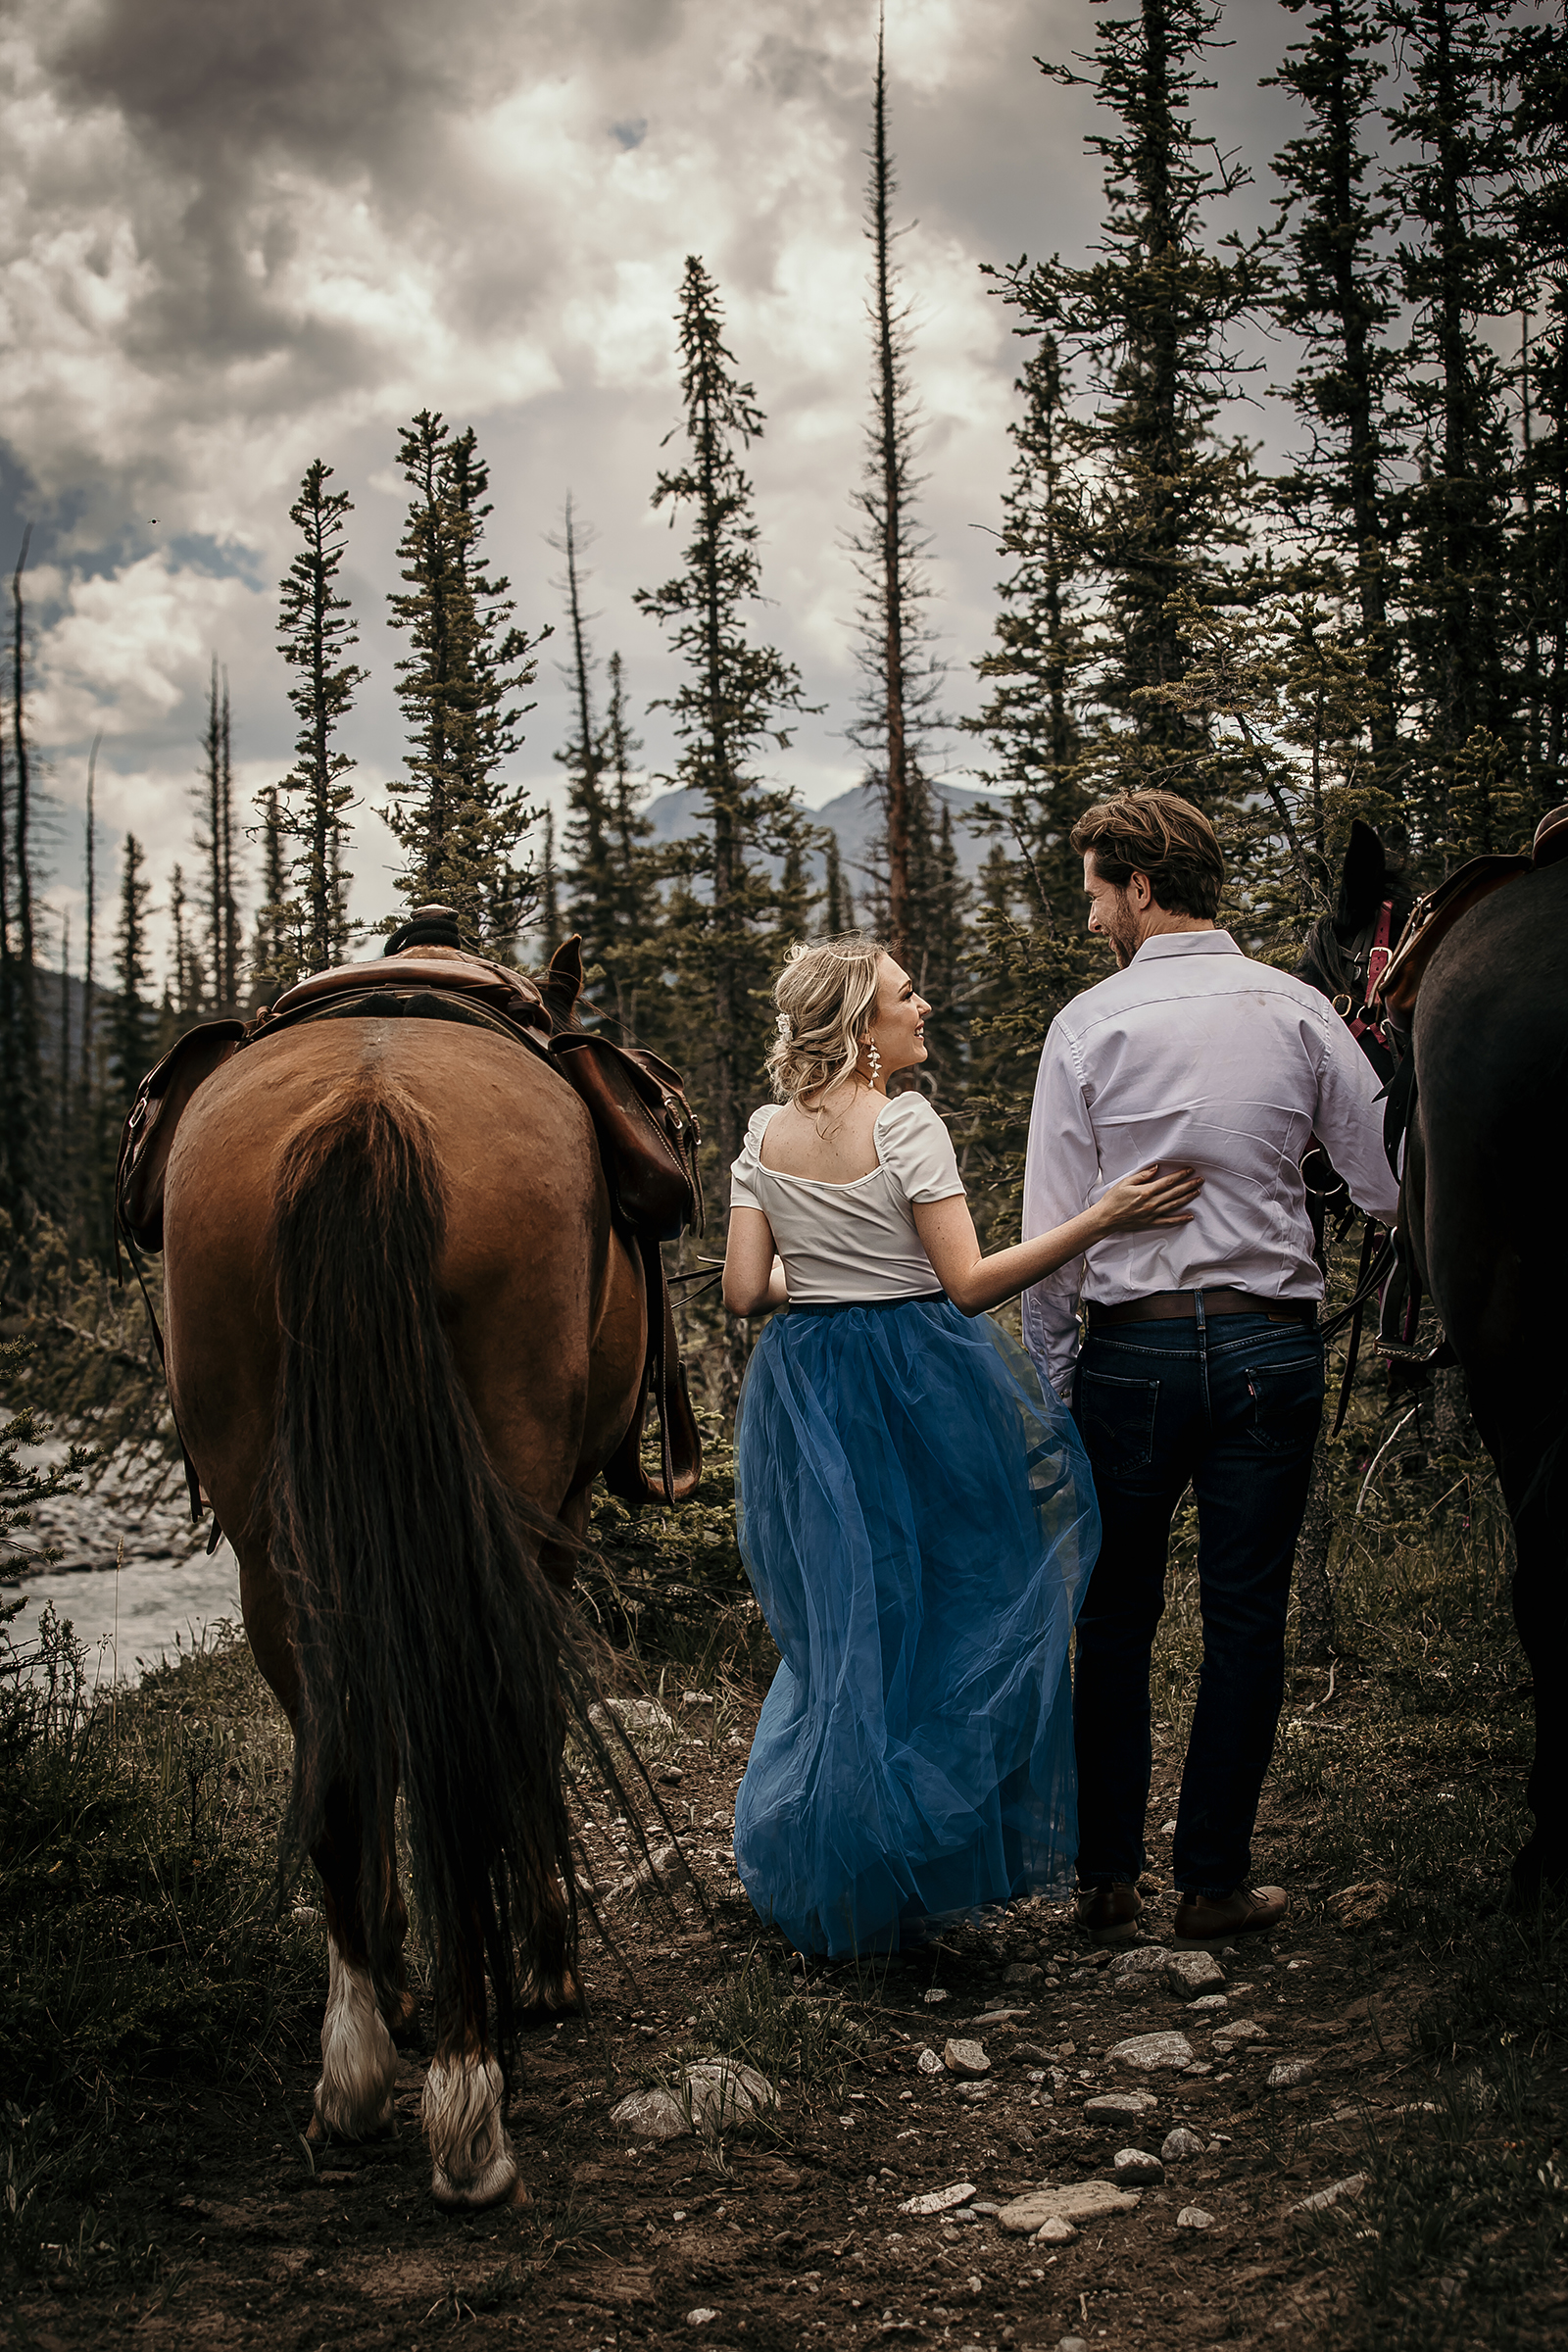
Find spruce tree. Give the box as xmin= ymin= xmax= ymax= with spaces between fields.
xmin=848 ymin=9 xmax=944 ymax=955
xmin=276 ymin=461 xmax=365 ymax=974
xmin=552 ymin=498 xmax=617 ymax=969
xmin=1267 ymin=0 xmax=1401 ymax=770
xmin=196 ymin=662 xmax=241 ymax=1008
xmin=1382 ymin=0 xmax=1522 ymax=852
xmin=107 ymin=835 xmax=153 ymax=1117
xmin=2 ymin=528 xmax=44 ymax=1224
xmin=634 ymin=257 xmax=813 ymax=1164
xmin=990 ymin=0 xmax=1269 ymax=794
xmin=384 ymin=412 xmax=547 ymax=953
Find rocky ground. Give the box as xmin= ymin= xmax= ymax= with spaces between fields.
xmin=7 ymin=1687 xmax=1565 ymax=2352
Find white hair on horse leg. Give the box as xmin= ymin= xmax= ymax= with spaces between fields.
xmin=314 ymin=1940 xmax=397 ymax=2140
xmin=422 ymin=2050 xmax=520 ymax=2211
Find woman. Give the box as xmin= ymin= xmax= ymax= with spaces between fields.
xmin=722 ymin=934 xmax=1200 ymax=1958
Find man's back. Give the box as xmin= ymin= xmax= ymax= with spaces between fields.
xmin=1022 ymin=930 xmax=1399 ymax=1394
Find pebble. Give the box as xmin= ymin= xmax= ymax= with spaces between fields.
xmin=1176 ymin=2206 xmax=1214 ymax=2230
xmin=1033 ymin=2216 xmax=1077 ymax=2244
xmin=1113 ymin=2148 xmax=1166 ymax=2185
xmin=1060 ymin=2338 xmax=1089 ymax=2352
xmin=1267 ymin=2058 xmax=1314 ymax=2089
xmin=1107 ymin=1945 xmax=1171 ymax=1984
xmin=923 ymin=1986 xmax=951 ymax=2005
xmin=916 ymin=2047 xmax=943 ymax=2075
xmin=956 ymin=2082 xmax=992 ymax=2103
xmin=686 ymin=2310 xmax=717 ymax=2327
xmin=898 ymin=2180 xmax=977 ymax=2217
xmin=1085 ymin=2090 xmax=1158 ymax=2120
xmin=1286 ymin=2173 xmax=1368 ymax=2220
xmin=1012 ymin=2042 xmax=1050 ymax=2064
xmin=1211 ymin=2020 xmax=1268 ymax=2055
xmin=592 ymin=1696 xmax=676 ymax=1737
xmin=609 ymin=2060 xmax=776 ymax=2140
xmin=998 ymin=2180 xmax=1142 ymax=2234
xmin=1165 ymin=1950 xmax=1226 ymax=1999
xmin=1108 ymin=2031 xmax=1195 ymax=2072
xmin=1161 ymin=2127 xmax=1206 ymax=2161
xmin=1188 ymin=1992 xmax=1228 ymax=2011
xmin=1003 ymin=1961 xmax=1044 ymax=1987
xmin=944 ymin=2038 xmax=991 ymax=2079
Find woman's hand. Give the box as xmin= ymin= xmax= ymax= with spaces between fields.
xmin=1094 ymin=1162 xmax=1202 ymax=1236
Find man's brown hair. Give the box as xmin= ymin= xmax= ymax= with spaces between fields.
xmin=1070 ymin=790 xmax=1225 ymax=920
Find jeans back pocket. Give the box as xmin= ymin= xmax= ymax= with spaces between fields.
xmin=1241 ymin=1348 xmax=1326 ymax=1456
xmin=1077 ymin=1370 xmax=1160 ymax=1476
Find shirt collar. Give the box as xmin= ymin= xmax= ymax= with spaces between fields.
xmin=1129 ymin=928 xmax=1241 ymax=964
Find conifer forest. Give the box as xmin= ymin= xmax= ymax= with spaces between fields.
xmin=3 ymin=6 xmax=1568 ymax=2348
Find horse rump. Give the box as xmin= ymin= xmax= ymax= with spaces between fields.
xmin=265 ymin=1078 xmax=582 ymax=2067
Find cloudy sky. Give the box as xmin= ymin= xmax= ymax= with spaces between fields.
xmin=1 ymin=0 xmax=1367 ymax=979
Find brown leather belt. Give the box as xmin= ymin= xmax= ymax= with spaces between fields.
xmin=1084 ymin=1287 xmax=1318 ymax=1331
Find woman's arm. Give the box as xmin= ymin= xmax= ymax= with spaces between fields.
xmin=913 ymin=1162 xmax=1202 ymax=1317
xmin=722 ymin=1204 xmax=789 ymax=1315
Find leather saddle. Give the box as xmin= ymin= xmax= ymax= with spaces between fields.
xmin=1372 ymin=802 xmax=1568 ymax=1024
xmin=115 ymin=930 xmax=705 ymax=1512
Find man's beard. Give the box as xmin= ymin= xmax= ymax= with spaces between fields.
xmin=1103 ymin=894 xmax=1139 ymax=968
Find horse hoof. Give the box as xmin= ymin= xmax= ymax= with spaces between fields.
xmin=422 ymin=2051 xmax=518 ymax=2211
xmin=314 ymin=1945 xmax=398 ymax=2140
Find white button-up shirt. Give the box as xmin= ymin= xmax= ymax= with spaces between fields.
xmin=1020 ymin=929 xmax=1401 ymax=1395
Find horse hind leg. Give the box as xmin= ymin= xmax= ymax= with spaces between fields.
xmin=421 ymin=2041 xmax=522 ymax=2211
xmin=313 ymin=1936 xmax=399 ymax=2141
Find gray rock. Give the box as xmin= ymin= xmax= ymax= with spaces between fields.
xmin=1267 ymin=2058 xmax=1313 ymax=2089
xmin=1003 ymin=1962 xmax=1045 ymax=1987
xmin=1175 ymin=2206 xmax=1214 ymax=2230
xmin=915 ymin=2047 xmax=943 ymax=2075
xmin=591 ymin=1696 xmax=676 ymax=1739
xmin=686 ymin=2309 xmax=718 ymax=2326
xmin=999 ymin=2180 xmax=1142 ymax=2234
xmin=1108 ymin=2032 xmax=1195 ymax=2073
xmin=1188 ymin=1992 xmax=1228 ymax=2012
xmin=956 ymin=2082 xmax=993 ymax=2103
xmin=1059 ymin=2338 xmax=1090 ymax=2352
xmin=1286 ymin=2173 xmax=1367 ymax=2220
xmin=1085 ymin=2090 xmax=1158 ymax=2120
xmin=609 ymin=2060 xmax=776 ymax=2141
xmin=1164 ymin=1951 xmax=1226 ymax=1999
xmin=897 ymin=2180 xmax=977 ymax=2217
xmin=944 ymin=2038 xmax=991 ymax=2078
xmin=1034 ymin=2215 xmax=1077 ymax=2244
xmin=1113 ymin=2148 xmax=1166 ymax=2185
xmin=1211 ymin=2020 xmax=1268 ymax=2055
xmin=1161 ymin=2127 xmax=1206 ymax=2160
xmin=1107 ymin=1945 xmax=1171 ymax=1984
xmin=922 ymin=1986 xmax=951 ymax=2005
xmin=1012 ymin=2042 xmax=1050 ymax=2064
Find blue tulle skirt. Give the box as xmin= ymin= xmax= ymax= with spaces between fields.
xmin=732 ymin=1296 xmax=1101 ymax=1957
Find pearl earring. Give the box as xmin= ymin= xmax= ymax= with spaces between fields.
xmin=865 ymin=1041 xmax=882 ymax=1083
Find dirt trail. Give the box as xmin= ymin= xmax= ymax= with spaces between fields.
xmin=7 ymin=1698 xmax=1564 ymax=2352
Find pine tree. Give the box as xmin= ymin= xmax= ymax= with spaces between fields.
xmin=1267 ymin=0 xmax=1401 ymax=770
xmin=108 ymin=835 xmax=154 ymax=1116
xmin=553 ymin=498 xmax=617 ymax=966
xmin=820 ymin=830 xmax=854 ymax=935
xmin=634 ymin=257 xmax=813 ymax=1164
xmin=1382 ymin=0 xmax=1522 ymax=851
xmin=990 ymin=0 xmax=1269 ymax=795
xmin=536 ymin=809 xmax=562 ymax=963
xmin=249 ymin=785 xmax=297 ymax=996
xmin=169 ymin=863 xmax=196 ymax=1016
xmin=195 ymin=662 xmax=241 ymax=1008
xmin=276 ymin=460 xmax=365 ymax=974
xmin=847 ymin=9 xmax=944 ymax=955
xmin=384 ymin=412 xmax=547 ymax=953
xmin=1 ymin=528 xmax=44 ymax=1224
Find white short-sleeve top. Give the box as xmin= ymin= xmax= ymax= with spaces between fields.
xmin=728 ymin=1093 xmax=965 ymax=1304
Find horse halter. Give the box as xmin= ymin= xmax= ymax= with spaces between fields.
xmin=1334 ymin=898 xmax=1396 ymax=1053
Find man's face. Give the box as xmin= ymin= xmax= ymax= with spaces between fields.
xmin=1083 ymin=853 xmax=1144 ymax=969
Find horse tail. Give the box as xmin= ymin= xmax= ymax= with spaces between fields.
xmin=266 ymin=1078 xmax=582 ymax=2066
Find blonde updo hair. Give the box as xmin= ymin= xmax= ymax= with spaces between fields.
xmin=764 ymin=932 xmax=889 ymax=1107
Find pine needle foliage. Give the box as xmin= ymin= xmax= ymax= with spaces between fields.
xmin=275 ymin=460 xmax=365 ymax=978
xmin=384 ymin=411 xmax=548 ymax=954
xmin=634 ymin=257 xmax=814 ymax=1164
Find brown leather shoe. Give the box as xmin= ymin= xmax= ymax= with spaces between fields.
xmin=1075 ymin=1883 xmax=1145 ymax=1945
xmin=1172 ymin=1885 xmax=1289 ymax=1948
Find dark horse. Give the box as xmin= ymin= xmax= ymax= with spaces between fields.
xmin=1308 ymin=820 xmax=1568 ymax=1903
xmin=158 ymin=966 xmax=648 ymax=2206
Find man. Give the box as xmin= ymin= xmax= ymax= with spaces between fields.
xmin=1021 ymin=791 xmax=1399 ymax=1949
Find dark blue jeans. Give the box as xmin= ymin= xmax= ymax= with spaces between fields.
xmin=1071 ymin=1309 xmax=1325 ymax=1900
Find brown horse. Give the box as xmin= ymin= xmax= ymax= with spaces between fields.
xmin=159 ymin=1003 xmax=646 ymax=2207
